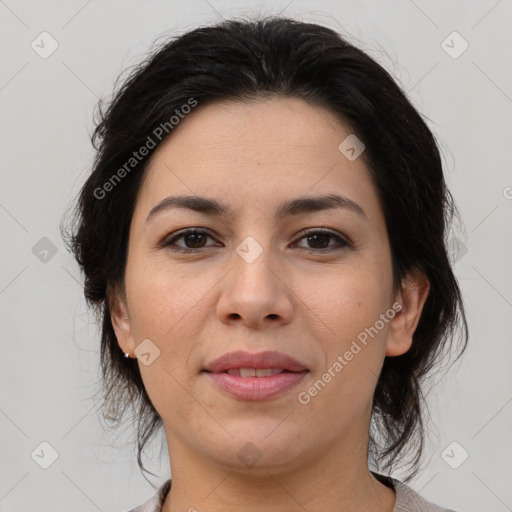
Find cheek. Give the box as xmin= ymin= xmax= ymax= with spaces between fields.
xmin=126 ymin=257 xmax=202 ymax=331
xmin=125 ymin=256 xmax=218 ymax=388
xmin=303 ymin=264 xmax=392 ymax=387
xmin=303 ymin=263 xmax=391 ymax=332
xmin=126 ymin=263 xmax=205 ymax=422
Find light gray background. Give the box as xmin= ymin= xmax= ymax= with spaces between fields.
xmin=1 ymin=1 xmax=511 ymax=511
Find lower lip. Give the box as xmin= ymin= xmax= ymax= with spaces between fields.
xmin=204 ymin=371 xmax=308 ymax=401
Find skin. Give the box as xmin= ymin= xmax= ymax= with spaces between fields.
xmin=111 ymin=97 xmax=430 ymax=512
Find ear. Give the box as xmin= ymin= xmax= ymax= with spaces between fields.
xmin=108 ymin=284 xmax=136 ymax=358
xmin=386 ymin=268 xmax=430 ymax=357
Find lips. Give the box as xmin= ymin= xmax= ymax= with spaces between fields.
xmin=203 ymin=350 xmax=308 ymax=374
xmin=202 ymin=350 xmax=309 ymax=401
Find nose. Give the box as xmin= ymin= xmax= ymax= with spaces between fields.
xmin=216 ymin=246 xmax=294 ymax=330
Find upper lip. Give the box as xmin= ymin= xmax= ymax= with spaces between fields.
xmin=203 ymin=350 xmax=308 ymax=373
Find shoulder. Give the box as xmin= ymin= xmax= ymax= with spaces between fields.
xmin=123 ymin=479 xmax=172 ymax=512
xmin=390 ymin=476 xmax=459 ymax=512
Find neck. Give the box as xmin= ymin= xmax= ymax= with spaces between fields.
xmin=161 ymin=435 xmax=395 ymax=512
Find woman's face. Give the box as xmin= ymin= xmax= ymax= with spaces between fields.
xmin=112 ymin=97 xmax=424 ymax=474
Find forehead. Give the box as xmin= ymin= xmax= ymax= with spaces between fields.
xmin=135 ymin=97 xmax=380 ymax=222
xmin=148 ymin=97 xmax=352 ymax=168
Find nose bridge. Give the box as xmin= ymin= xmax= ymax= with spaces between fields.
xmin=217 ymin=233 xmax=293 ymax=327
xmin=232 ymin=234 xmax=278 ymax=294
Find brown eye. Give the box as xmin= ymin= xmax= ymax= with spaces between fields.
xmin=162 ymin=229 xmax=218 ymax=251
xmin=305 ymin=233 xmax=331 ymax=249
xmin=294 ymin=229 xmax=350 ymax=252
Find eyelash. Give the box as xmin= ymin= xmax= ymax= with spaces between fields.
xmin=161 ymin=228 xmax=351 ymax=253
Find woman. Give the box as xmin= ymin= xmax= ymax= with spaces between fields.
xmin=63 ymin=17 xmax=467 ymax=512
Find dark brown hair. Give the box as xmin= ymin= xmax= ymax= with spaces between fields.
xmin=62 ymin=16 xmax=468 ymax=483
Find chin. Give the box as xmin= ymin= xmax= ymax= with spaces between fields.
xmin=197 ymin=427 xmax=311 ymax=474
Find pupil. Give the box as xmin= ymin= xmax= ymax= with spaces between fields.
xmin=186 ymin=233 xmax=205 ymax=248
xmin=309 ymin=234 xmax=329 ymax=249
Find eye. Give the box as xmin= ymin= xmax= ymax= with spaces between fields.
xmin=293 ymin=228 xmax=350 ymax=252
xmin=161 ymin=229 xmax=219 ymax=252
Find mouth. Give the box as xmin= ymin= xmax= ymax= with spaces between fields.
xmin=202 ymin=351 xmax=309 ymax=400
xmin=222 ymin=368 xmax=292 ymax=377
xmin=203 ymin=350 xmax=308 ymax=373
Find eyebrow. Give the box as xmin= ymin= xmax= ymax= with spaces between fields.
xmin=145 ymin=193 xmax=368 ymax=223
